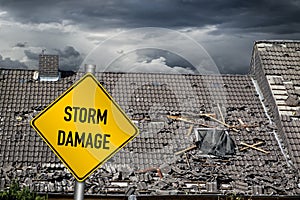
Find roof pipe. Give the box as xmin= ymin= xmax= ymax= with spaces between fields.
xmin=84 ymin=64 xmax=96 ymax=75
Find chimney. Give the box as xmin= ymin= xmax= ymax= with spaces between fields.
xmin=38 ymin=54 xmax=60 ymax=81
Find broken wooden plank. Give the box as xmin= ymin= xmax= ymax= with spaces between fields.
xmin=217 ymin=103 xmax=225 ymax=123
xmin=187 ymin=124 xmax=194 ymax=136
xmin=202 ymin=113 xmax=217 ymax=118
xmin=184 ymin=152 xmax=191 ymax=169
xmin=167 ymin=115 xmax=213 ymax=128
xmin=199 ymin=114 xmax=239 ymax=132
xmin=136 ymin=167 xmax=163 ymax=179
xmin=240 ymin=141 xmax=264 ymax=151
xmin=175 ymin=145 xmax=197 ymax=155
xmin=232 ymin=124 xmax=259 ymax=129
xmin=240 ymin=142 xmax=269 ymax=154
xmin=238 ymin=118 xmax=250 ymax=131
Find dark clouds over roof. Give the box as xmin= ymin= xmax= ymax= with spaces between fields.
xmin=1 ymin=0 xmax=299 ymax=34
xmin=0 ymin=0 xmax=299 ymax=74
xmin=0 ymin=55 xmax=27 ymax=69
xmin=24 ymin=46 xmax=83 ymax=71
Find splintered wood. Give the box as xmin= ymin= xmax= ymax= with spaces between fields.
xmin=240 ymin=142 xmax=269 ymax=154
xmin=240 ymin=141 xmax=264 ymax=151
xmin=187 ymin=124 xmax=194 ymax=136
xmin=199 ymin=114 xmax=239 ymax=132
xmin=137 ymin=167 xmax=163 ymax=179
xmin=168 ymin=113 xmax=258 ymax=133
xmin=237 ymin=118 xmax=259 ymax=130
xmin=217 ymin=103 xmax=225 ymax=123
xmin=175 ymin=145 xmax=197 ymax=155
xmin=167 ymin=115 xmax=213 ymax=128
xmin=238 ymin=118 xmax=250 ymax=131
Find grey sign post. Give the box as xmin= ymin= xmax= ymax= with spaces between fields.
xmin=74 ymin=181 xmax=85 ymax=200
xmin=73 ymin=64 xmax=96 ymax=200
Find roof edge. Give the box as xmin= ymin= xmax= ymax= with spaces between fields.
xmin=0 ymin=68 xmax=251 ymax=77
xmin=254 ymin=40 xmax=300 ymax=44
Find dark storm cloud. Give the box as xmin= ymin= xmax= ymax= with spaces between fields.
xmin=24 ymin=49 xmax=39 ymax=60
xmin=0 ymin=55 xmax=28 ymax=69
xmin=53 ymin=46 xmax=83 ymax=71
xmin=135 ymin=48 xmax=195 ymax=70
xmin=24 ymin=46 xmax=83 ymax=71
xmin=1 ymin=0 xmax=299 ymax=34
xmin=1 ymin=0 xmax=299 ymax=74
xmin=14 ymin=42 xmax=27 ymax=48
xmin=53 ymin=46 xmax=80 ymax=58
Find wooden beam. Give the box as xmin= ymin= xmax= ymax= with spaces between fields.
xmin=175 ymin=145 xmax=197 ymax=155
xmin=200 ymin=114 xmax=239 ymax=132
xmin=238 ymin=118 xmax=250 ymax=131
xmin=187 ymin=124 xmax=194 ymax=136
xmin=217 ymin=103 xmax=225 ymax=123
xmin=167 ymin=115 xmax=213 ymax=128
xmin=240 ymin=141 xmax=264 ymax=151
xmin=240 ymin=142 xmax=269 ymax=154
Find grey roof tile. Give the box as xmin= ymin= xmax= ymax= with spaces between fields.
xmin=252 ymin=40 xmax=300 ymax=173
xmin=0 ymin=65 xmax=299 ymax=195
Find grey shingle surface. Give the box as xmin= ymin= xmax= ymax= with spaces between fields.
xmin=251 ymin=40 xmax=300 ymax=170
xmin=0 ymin=68 xmax=299 ymax=195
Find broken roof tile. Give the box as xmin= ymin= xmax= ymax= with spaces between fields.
xmin=251 ymin=40 xmax=300 ymax=173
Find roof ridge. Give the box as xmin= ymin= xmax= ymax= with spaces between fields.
xmin=0 ymin=68 xmax=250 ymax=77
xmin=255 ymin=40 xmax=300 ymax=44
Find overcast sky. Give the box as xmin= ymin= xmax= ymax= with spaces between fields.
xmin=0 ymin=0 xmax=299 ymax=74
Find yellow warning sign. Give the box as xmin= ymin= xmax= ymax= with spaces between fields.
xmin=31 ymin=73 xmax=139 ymax=181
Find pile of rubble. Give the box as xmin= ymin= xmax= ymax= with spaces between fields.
xmin=1 ymin=146 xmax=299 ymax=196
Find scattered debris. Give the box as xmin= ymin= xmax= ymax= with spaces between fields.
xmin=137 ymin=167 xmax=163 ymax=179
xmin=167 ymin=115 xmax=213 ymax=128
xmin=199 ymin=114 xmax=239 ymax=132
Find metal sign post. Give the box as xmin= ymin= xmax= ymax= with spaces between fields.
xmin=73 ymin=64 xmax=96 ymax=200
xmin=74 ymin=181 xmax=85 ymax=200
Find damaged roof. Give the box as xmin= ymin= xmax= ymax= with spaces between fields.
xmin=0 ymin=40 xmax=300 ymax=197
xmin=251 ymin=40 xmax=300 ymax=170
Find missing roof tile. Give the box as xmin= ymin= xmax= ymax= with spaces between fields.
xmin=283 ymin=53 xmax=290 ymax=57
xmin=285 ymin=95 xmax=300 ymax=107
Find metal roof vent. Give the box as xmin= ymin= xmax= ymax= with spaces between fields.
xmin=38 ymin=54 xmax=60 ymax=81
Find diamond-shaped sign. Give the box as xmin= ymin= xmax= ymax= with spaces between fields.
xmin=31 ymin=73 xmax=139 ymax=181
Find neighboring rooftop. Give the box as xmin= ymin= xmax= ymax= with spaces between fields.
xmin=0 ymin=40 xmax=300 ymax=198
xmin=250 ymin=40 xmax=300 ymax=170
